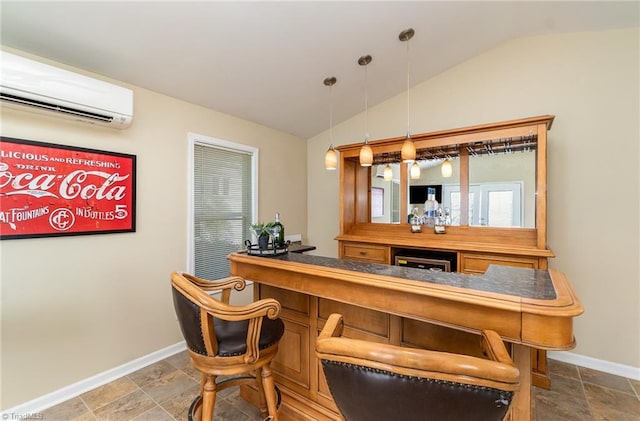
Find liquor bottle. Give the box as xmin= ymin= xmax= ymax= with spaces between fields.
xmin=273 ymin=212 xmax=285 ymax=248
xmin=423 ymin=188 xmax=438 ymax=228
xmin=409 ymin=207 xmax=422 ymax=233
xmin=434 ymin=206 xmax=446 ymax=234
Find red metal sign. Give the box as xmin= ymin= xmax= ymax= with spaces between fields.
xmin=0 ymin=137 xmax=136 ymax=239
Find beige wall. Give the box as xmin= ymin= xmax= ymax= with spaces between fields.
xmin=0 ymin=51 xmax=307 ymax=409
xmin=307 ymin=29 xmax=640 ymax=368
xmin=2 ymin=27 xmax=638 ymax=409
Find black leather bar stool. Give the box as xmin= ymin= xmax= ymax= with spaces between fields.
xmin=171 ymin=271 xmax=284 ymax=421
xmin=316 ymin=313 xmax=520 ymax=421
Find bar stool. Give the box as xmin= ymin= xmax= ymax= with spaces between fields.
xmin=316 ymin=313 xmax=520 ymax=421
xmin=171 ymin=271 xmax=284 ymax=420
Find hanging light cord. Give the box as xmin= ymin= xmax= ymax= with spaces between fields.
xmin=406 ymin=37 xmax=411 ymax=138
xmin=329 ymin=84 xmax=333 ymax=145
xmin=364 ymin=63 xmax=369 ymax=141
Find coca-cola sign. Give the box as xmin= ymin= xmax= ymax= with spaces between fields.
xmin=0 ymin=137 xmax=136 ymax=239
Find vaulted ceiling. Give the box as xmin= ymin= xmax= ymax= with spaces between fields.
xmin=1 ymin=1 xmax=637 ymax=138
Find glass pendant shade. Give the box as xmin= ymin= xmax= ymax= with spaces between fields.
xmin=383 ymin=164 xmax=393 ymax=181
xmin=324 ymin=145 xmax=337 ymax=170
xmin=401 ymin=137 xmax=416 ymax=162
xmin=359 ymin=142 xmax=373 ymax=166
xmin=410 ymin=161 xmax=421 ymax=179
xmin=441 ymin=159 xmax=453 ymax=178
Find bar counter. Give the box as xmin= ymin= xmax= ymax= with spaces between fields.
xmin=228 ymin=251 xmax=583 ymax=421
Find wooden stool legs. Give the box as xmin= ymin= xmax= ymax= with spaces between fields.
xmin=260 ymin=364 xmax=278 ymax=420
xmin=189 ymin=370 xmax=279 ymax=421
xmin=201 ymin=375 xmax=217 ymax=421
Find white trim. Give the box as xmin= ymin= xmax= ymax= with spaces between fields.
xmin=1 ymin=342 xmax=186 ymax=417
xmin=3 ymin=342 xmax=638 ymax=417
xmin=285 ymin=233 xmax=302 ymax=243
xmin=548 ymin=351 xmax=640 ymax=381
xmin=186 ymin=132 xmax=259 ymax=273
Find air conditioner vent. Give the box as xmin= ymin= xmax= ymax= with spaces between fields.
xmin=1 ymin=93 xmax=114 ymax=123
xmin=0 ymin=51 xmax=133 ymax=128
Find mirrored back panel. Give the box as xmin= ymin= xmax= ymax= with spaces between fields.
xmin=336 ymin=115 xmax=553 ymax=250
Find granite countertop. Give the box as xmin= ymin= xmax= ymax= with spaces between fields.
xmin=264 ymin=252 xmax=556 ymax=301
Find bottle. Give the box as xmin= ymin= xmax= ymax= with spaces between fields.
xmin=273 ymin=212 xmax=285 ymax=248
xmin=423 ymin=188 xmax=438 ymax=228
xmin=434 ymin=206 xmax=446 ymax=234
xmin=410 ymin=208 xmax=422 ymax=233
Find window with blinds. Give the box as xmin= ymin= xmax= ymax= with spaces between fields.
xmin=192 ymin=139 xmax=256 ymax=279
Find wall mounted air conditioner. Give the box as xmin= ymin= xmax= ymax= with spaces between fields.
xmin=0 ymin=51 xmax=133 ymax=128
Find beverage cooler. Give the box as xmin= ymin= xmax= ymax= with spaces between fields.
xmin=394 ymin=250 xmax=457 ymax=272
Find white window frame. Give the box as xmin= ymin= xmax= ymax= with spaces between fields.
xmin=480 ymin=182 xmax=523 ymax=227
xmin=442 ymin=181 xmax=523 ymax=227
xmin=186 ymin=132 xmax=259 ymax=273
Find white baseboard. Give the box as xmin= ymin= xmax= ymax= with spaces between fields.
xmin=4 ymin=343 xmax=638 ymax=417
xmin=285 ymin=233 xmax=302 ymax=243
xmin=548 ymin=350 xmax=640 ymax=381
xmin=1 ymin=341 xmax=186 ymax=417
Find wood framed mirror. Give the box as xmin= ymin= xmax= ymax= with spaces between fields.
xmin=336 ymin=115 xmax=553 ymax=251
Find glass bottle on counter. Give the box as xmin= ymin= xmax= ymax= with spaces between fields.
xmin=423 ymin=188 xmax=438 ymax=228
xmin=409 ymin=207 xmax=422 ymax=233
xmin=272 ymin=212 xmax=285 ymax=248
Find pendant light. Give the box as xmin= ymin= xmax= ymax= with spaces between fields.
xmin=399 ymin=28 xmax=416 ymax=163
xmin=324 ymin=76 xmax=338 ymax=170
xmin=410 ymin=161 xmax=421 ymax=179
xmin=383 ymin=164 xmax=393 ymax=181
xmin=358 ymin=54 xmax=373 ymax=167
xmin=441 ymin=158 xmax=453 ymax=178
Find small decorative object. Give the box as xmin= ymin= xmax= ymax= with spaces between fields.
xmin=434 ymin=207 xmax=446 ymax=234
xmin=246 ymin=221 xmax=289 ymax=256
xmin=244 ymin=239 xmax=290 ymax=257
xmin=409 ymin=207 xmax=421 ymax=233
xmin=251 ymin=222 xmax=270 ymax=250
xmin=444 ymin=207 xmax=452 ymax=226
xmin=410 ymin=216 xmax=422 ymax=233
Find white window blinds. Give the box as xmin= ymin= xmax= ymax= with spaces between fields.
xmin=193 ymin=142 xmax=254 ymax=279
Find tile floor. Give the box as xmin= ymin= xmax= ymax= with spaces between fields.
xmin=40 ymin=352 xmax=639 ymax=420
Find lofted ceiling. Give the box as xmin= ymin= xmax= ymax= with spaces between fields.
xmin=1 ymin=1 xmax=637 ymax=139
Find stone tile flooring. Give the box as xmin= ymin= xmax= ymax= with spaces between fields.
xmin=40 ymin=351 xmax=639 ymax=420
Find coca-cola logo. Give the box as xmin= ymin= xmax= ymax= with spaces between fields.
xmin=0 ymin=168 xmax=129 ymax=200
xmin=0 ymin=137 xmax=136 ymax=239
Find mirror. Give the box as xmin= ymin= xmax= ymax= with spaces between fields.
xmin=337 ymin=116 xmax=551 ymax=242
xmin=468 ymin=150 xmax=536 ymax=228
xmin=408 ymin=159 xmax=461 ymax=225
xmin=371 ymin=163 xmax=401 ymax=224
xmin=367 ymin=133 xmax=538 ymax=228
